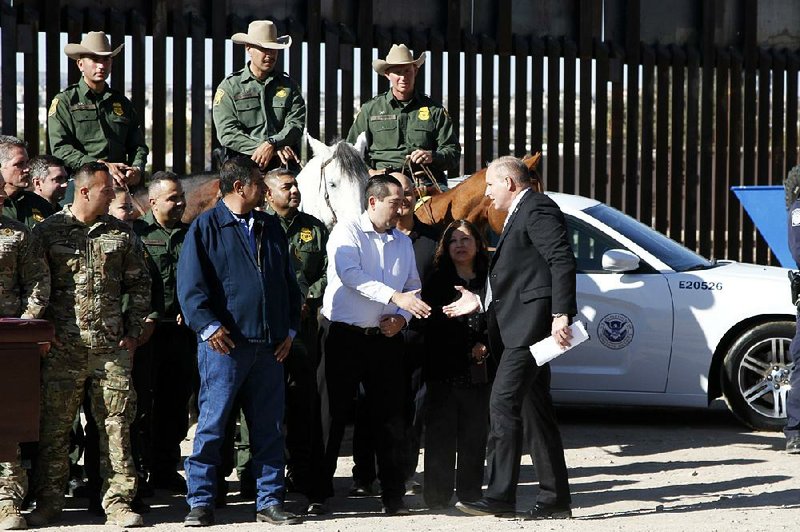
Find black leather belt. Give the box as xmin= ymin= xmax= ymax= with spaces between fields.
xmin=334 ymin=321 xmax=382 ymax=336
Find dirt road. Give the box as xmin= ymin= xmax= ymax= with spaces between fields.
xmin=50 ymin=403 xmax=799 ymax=531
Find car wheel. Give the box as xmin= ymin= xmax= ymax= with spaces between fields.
xmin=722 ymin=321 xmax=795 ymax=431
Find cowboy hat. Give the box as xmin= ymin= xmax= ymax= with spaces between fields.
xmin=64 ymin=31 xmax=123 ymax=60
xmin=231 ymin=20 xmax=292 ymax=49
xmin=372 ymin=44 xmax=426 ymax=75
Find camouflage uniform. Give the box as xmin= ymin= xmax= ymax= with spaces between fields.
xmin=31 ymin=206 xmax=150 ymax=516
xmin=0 ymin=215 xmax=50 ymax=520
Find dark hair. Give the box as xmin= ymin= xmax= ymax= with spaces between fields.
xmin=364 ymin=174 xmax=402 ymax=205
xmin=264 ymin=167 xmax=297 ymax=189
xmin=73 ymin=161 xmax=109 ymax=187
xmin=218 ymin=157 xmax=258 ymax=195
xmin=148 ymin=170 xmax=181 ymax=196
xmin=0 ymin=135 xmax=26 ymax=165
xmin=265 ymin=168 xmax=297 ymax=181
xmin=432 ymin=219 xmax=490 ymax=281
xmin=28 ymin=154 xmax=65 ymax=180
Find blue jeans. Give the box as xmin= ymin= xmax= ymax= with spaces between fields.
xmin=186 ymin=342 xmax=285 ymax=510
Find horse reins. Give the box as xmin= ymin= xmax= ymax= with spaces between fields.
xmin=402 ymin=158 xmax=440 ymax=225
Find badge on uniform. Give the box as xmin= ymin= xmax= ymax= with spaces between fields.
xmin=32 ymin=210 xmax=44 ymax=223
xmin=214 ymin=89 xmax=225 ymax=106
xmin=112 ymin=102 xmax=124 ymax=116
xmin=275 ymin=87 xmax=287 ymax=99
xmin=792 ymin=208 xmax=800 ymax=227
xmin=48 ymin=98 xmax=59 ymax=117
xmin=418 ymin=106 xmax=430 ymax=121
xmin=299 ymin=228 xmax=313 ymax=243
xmin=1 ymin=228 xmax=13 ymax=236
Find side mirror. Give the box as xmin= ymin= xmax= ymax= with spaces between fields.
xmin=602 ymin=249 xmax=640 ymax=273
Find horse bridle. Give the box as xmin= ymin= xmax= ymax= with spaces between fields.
xmin=401 ymin=158 xmax=441 ymax=225
xmin=318 ymin=155 xmax=339 ymax=225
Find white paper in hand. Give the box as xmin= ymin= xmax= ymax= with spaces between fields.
xmin=529 ymin=320 xmax=589 ymax=366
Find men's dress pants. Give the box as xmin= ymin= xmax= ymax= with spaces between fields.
xmin=785 ymin=315 xmax=800 ymax=439
xmin=185 ymin=342 xmax=285 ymax=511
xmin=317 ymin=319 xmax=406 ymax=502
xmin=484 ymin=310 xmax=571 ymax=507
xmin=33 ymin=344 xmax=138 ymax=513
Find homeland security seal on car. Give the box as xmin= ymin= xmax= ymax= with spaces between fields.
xmin=598 ymin=313 xmax=634 ymax=349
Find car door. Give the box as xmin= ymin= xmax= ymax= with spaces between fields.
xmin=550 ymin=215 xmax=674 ymax=393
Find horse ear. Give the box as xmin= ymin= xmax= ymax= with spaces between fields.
xmin=350 ymin=132 xmax=368 ymax=158
xmin=306 ymin=133 xmax=330 ymax=158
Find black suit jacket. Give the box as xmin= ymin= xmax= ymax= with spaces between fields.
xmin=488 ymin=189 xmax=577 ymax=348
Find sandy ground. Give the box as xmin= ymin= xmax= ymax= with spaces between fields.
xmin=45 ymin=402 xmax=799 ymax=531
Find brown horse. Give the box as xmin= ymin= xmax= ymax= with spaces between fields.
xmin=414 ymin=153 xmax=543 ymax=234
xmin=128 ymin=172 xmax=221 ymax=223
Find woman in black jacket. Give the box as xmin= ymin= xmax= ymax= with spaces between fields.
xmin=422 ymin=219 xmax=493 ymax=509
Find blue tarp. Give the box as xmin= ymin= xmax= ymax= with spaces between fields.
xmin=730 ymin=185 xmax=793 ymax=268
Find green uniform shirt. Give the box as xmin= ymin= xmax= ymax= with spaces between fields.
xmin=47 ymin=77 xmax=149 ymax=173
xmin=346 ymin=90 xmax=461 ymax=180
xmin=213 ymin=65 xmax=306 ymax=155
xmin=2 ymin=190 xmax=57 ymax=229
xmin=33 ymin=206 xmax=151 ymax=347
xmin=266 ymin=208 xmax=328 ymax=305
xmin=132 ymin=211 xmax=188 ymax=321
xmin=0 ymin=215 xmax=50 ymax=318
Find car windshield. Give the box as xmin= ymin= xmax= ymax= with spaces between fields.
xmin=585 ymin=203 xmax=713 ymax=272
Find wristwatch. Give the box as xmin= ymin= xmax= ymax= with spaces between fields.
xmin=552 ymin=313 xmax=568 ymax=319
xmin=267 ymin=137 xmax=277 ymax=146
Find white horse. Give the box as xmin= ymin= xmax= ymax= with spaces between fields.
xmin=297 ymin=135 xmax=370 ymax=229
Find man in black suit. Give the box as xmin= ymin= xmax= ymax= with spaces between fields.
xmin=444 ymin=155 xmax=576 ymax=519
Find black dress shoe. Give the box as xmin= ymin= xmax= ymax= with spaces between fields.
xmin=787 ymin=435 xmax=800 ymax=454
xmin=348 ymin=480 xmax=375 ymax=497
xmin=523 ymin=502 xmax=572 ymax=520
xmin=184 ymin=506 xmax=215 ymax=527
xmin=256 ymin=504 xmax=302 ymax=525
xmin=454 ymin=498 xmax=515 ymax=517
xmin=306 ymin=501 xmax=328 ymax=515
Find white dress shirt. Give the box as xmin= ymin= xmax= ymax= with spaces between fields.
xmin=322 ymin=211 xmax=421 ymax=327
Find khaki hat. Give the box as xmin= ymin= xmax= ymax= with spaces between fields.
xmin=372 ymin=44 xmax=426 ymax=75
xmin=64 ymin=31 xmax=123 ymax=60
xmin=231 ymin=20 xmax=292 ymax=49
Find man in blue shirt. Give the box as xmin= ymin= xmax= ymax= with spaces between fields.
xmin=177 ymin=157 xmax=302 ymax=526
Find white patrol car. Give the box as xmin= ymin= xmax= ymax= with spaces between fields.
xmin=548 ymin=192 xmax=796 ymax=430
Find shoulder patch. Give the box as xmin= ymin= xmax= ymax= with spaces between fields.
xmin=792 ymin=208 xmax=800 ymax=226
xmin=214 ymin=89 xmax=225 ymax=106
xmin=48 ymin=98 xmax=59 ymax=117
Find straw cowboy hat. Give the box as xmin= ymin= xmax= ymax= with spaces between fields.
xmin=64 ymin=31 xmax=123 ymax=60
xmin=232 ymin=20 xmax=292 ymax=49
xmin=372 ymin=44 xmax=426 ymax=75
